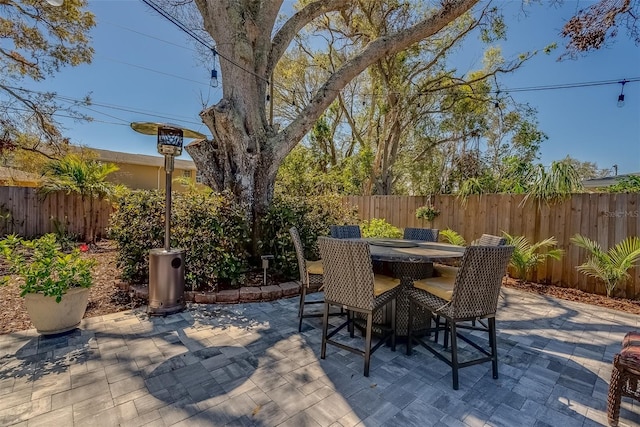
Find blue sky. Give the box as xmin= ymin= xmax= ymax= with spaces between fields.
xmin=26 ymin=0 xmax=640 ymax=174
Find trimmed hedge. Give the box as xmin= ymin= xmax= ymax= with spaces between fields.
xmin=109 ymin=190 xmax=248 ymax=290
xmin=260 ymin=194 xmax=358 ymax=280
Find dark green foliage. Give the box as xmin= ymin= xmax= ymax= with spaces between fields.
xmin=260 ymin=194 xmax=358 ymax=279
xmin=172 ymin=191 xmax=249 ymax=289
xmin=606 ymin=176 xmax=640 ymax=193
xmin=361 ymin=218 xmax=402 ymax=238
xmin=108 ymin=190 xmax=249 ymax=290
xmin=0 ymin=234 xmax=95 ymax=303
xmin=108 ymin=191 xmax=164 ymax=285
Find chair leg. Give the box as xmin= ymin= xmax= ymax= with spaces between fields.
xmin=450 ymin=321 xmax=459 ymax=390
xmin=348 ymin=310 xmax=355 ymax=337
xmin=489 ymin=317 xmax=498 ymax=379
xmin=407 ymin=299 xmax=414 ymax=356
xmin=607 ymin=359 xmax=622 ymax=427
xmin=320 ymin=302 xmax=330 ymax=360
xmin=444 ymin=319 xmax=449 ymax=349
xmin=364 ymin=312 xmax=373 ymax=377
xmin=391 ymin=298 xmax=397 ymax=352
xmin=298 ymin=285 xmax=307 ymax=332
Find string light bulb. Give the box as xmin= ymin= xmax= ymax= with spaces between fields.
xmin=210 ymin=69 xmax=218 ymax=87
xmin=617 ymin=80 xmax=627 ymax=108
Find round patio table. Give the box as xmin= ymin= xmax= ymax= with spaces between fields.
xmin=365 ymin=239 xmax=465 ymax=337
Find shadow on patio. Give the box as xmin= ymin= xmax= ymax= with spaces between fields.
xmin=0 ymin=287 xmax=638 ymax=426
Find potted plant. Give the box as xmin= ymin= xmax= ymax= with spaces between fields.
xmin=415 ymin=204 xmax=441 ymax=226
xmin=0 ymin=233 xmax=95 ymax=335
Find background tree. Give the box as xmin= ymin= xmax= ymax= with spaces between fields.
xmin=0 ymin=0 xmax=95 ymax=160
xmin=178 ymin=0 xmax=482 ymax=257
xmin=558 ymin=155 xmax=611 ymax=181
xmin=561 ymin=0 xmax=639 ymax=58
xmin=522 ymin=159 xmax=583 ymax=205
xmin=40 ymin=153 xmax=119 ymax=243
xmin=272 ymin=2 xmax=545 ymax=197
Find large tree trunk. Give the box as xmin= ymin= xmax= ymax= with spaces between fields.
xmin=185 ymin=101 xmax=278 ymax=260
xmin=186 ymin=0 xmax=479 ymax=259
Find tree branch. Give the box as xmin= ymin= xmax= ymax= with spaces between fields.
xmin=267 ymin=0 xmax=350 ymax=76
xmin=271 ymin=0 xmax=480 ymax=170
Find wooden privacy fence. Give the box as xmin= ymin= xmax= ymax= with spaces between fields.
xmin=0 ymin=186 xmax=112 ymax=239
xmin=344 ymin=194 xmax=640 ymax=298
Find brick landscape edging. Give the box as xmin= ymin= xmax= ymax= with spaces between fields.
xmin=124 ymin=281 xmax=302 ymax=304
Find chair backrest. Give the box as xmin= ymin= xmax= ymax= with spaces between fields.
xmin=474 ymin=234 xmax=507 ymax=246
xmin=290 ymin=227 xmax=309 ymax=285
xmin=330 ymin=225 xmax=362 ymax=239
xmin=318 ymin=237 xmax=375 ymax=310
xmin=449 ymin=245 xmax=514 ymax=318
xmin=403 ymin=227 xmax=439 ymax=242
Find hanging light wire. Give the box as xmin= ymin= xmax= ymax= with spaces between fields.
xmin=138 ymin=0 xmax=640 ymax=103
xmin=140 ymin=0 xmax=272 ymax=86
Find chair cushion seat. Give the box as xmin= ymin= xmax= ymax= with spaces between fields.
xmin=620 ymin=332 xmax=640 ymax=368
xmin=623 ymin=331 xmax=640 ymax=348
xmin=305 ymin=259 xmax=323 ymax=276
xmin=413 ymin=276 xmax=454 ymax=301
xmin=373 ymin=274 xmax=401 ymax=296
xmin=434 ymin=264 xmax=459 ymax=278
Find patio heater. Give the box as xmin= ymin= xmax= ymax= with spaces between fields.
xmin=130 ymin=122 xmax=205 ymax=316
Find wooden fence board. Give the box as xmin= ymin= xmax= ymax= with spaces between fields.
xmin=341 ymin=193 xmax=640 ymax=298
xmin=0 ymin=187 xmax=111 ymax=240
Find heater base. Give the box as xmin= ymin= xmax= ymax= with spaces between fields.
xmin=148 ymin=248 xmax=185 ymax=316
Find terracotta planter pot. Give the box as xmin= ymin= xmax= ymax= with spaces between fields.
xmin=24 ymin=287 xmax=90 ymax=335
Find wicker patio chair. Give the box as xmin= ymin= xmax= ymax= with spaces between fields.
xmin=434 ymin=232 xmax=504 ymax=278
xmin=290 ymin=227 xmax=341 ymax=332
xmin=403 ymin=227 xmax=439 ymax=242
xmin=329 ymin=225 xmax=362 ymax=239
xmin=318 ymin=237 xmax=401 ymax=376
xmin=473 ymin=233 xmax=507 ymax=246
xmin=407 ymin=245 xmax=514 ymax=389
xmin=607 ymin=331 xmax=640 ymax=426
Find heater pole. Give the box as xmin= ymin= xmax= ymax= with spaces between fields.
xmin=164 ymin=156 xmax=173 ymax=251
xmin=130 ymin=122 xmax=205 ymax=316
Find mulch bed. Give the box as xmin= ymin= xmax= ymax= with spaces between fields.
xmin=0 ymin=240 xmax=141 ymax=335
xmin=503 ymin=277 xmax=640 ymax=315
xmin=1 ymin=240 xmax=639 ymax=335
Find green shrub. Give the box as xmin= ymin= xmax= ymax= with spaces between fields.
xmin=172 ymin=191 xmax=249 ymax=289
xmin=503 ymin=232 xmax=564 ymax=281
xmin=0 ymin=233 xmax=95 ymax=302
xmin=109 ymin=190 xmax=249 ymax=290
xmin=260 ymin=194 xmax=358 ymax=279
xmin=571 ymin=234 xmax=640 ymax=297
xmin=108 ymin=190 xmax=164 ymax=285
xmin=361 ymin=218 xmax=402 ymax=238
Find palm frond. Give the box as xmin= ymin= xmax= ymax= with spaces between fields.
xmin=439 ymin=229 xmax=466 ymax=246
xmin=572 ymin=234 xmax=640 ymax=297
xmin=502 ymin=231 xmax=562 ymax=280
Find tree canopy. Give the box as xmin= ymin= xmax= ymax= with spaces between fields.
xmin=0 ymin=0 xmax=95 ymax=158
xmin=561 ymin=0 xmax=639 ymax=58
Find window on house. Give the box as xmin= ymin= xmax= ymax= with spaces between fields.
xmin=182 ymin=170 xmax=192 ymax=179
xmin=195 ymin=170 xmax=203 ymax=184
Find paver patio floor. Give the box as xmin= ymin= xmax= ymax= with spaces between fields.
xmin=0 ymin=287 xmax=639 ymax=426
